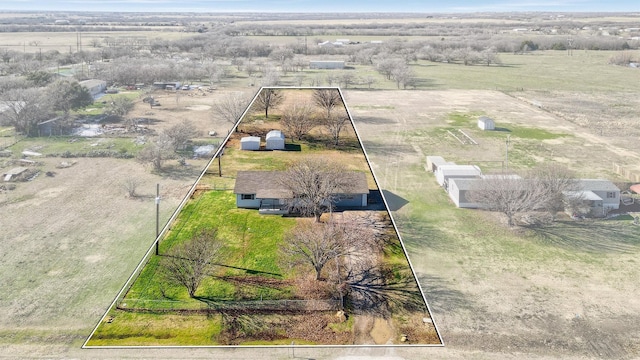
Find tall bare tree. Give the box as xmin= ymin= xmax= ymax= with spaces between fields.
xmin=468 ymin=167 xmax=580 ymax=227
xmin=252 ymin=88 xmax=283 ymax=119
xmin=161 ymin=228 xmax=223 ymax=298
xmin=278 ymin=158 xmax=355 ymax=222
xmin=527 ymin=164 xmax=580 ymax=217
xmin=136 ymin=133 xmax=176 ymax=171
xmin=211 ymin=91 xmax=249 ymax=131
xmin=165 ymin=120 xmax=198 ymax=150
xmin=280 ymin=101 xmax=316 ymax=140
xmin=0 ymin=87 xmax=51 ymax=136
xmin=323 ymin=113 xmax=350 ymax=146
xmin=312 ymin=88 xmax=342 ymax=117
xmin=282 ymin=217 xmax=374 ymax=281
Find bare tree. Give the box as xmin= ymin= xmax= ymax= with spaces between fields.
xmin=252 ymin=88 xmax=284 ymax=119
xmin=122 ymin=176 xmax=141 ymax=198
xmin=467 ymin=175 xmax=548 ymax=227
xmin=278 ymin=158 xmax=355 ymax=222
xmin=137 ymin=133 xmax=176 ymax=171
xmin=212 ymin=91 xmax=249 ymax=131
xmin=323 ymin=112 xmax=350 ymax=146
xmin=281 ymin=220 xmax=352 ymax=280
xmin=165 ymin=120 xmax=198 ymax=150
xmin=468 ymin=167 xmax=579 ymax=227
xmin=105 ymin=96 xmax=134 ymax=119
xmin=312 ymin=88 xmax=343 ymax=117
xmin=161 ymin=228 xmax=223 ymax=298
xmin=280 ymin=101 xmax=316 ymax=140
xmin=527 ymin=164 xmax=580 ymax=217
xmin=0 ymin=87 xmax=51 ymax=136
xmin=282 ymin=217 xmax=375 ymax=281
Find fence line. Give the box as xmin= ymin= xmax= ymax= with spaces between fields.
xmin=613 ymin=163 xmax=640 ymax=183
xmin=117 ymin=298 xmax=341 ymax=313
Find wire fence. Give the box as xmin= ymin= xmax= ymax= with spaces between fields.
xmin=117 ymin=298 xmax=341 ymax=313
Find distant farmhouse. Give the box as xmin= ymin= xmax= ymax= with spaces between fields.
xmin=233 ymin=171 xmax=369 ymax=215
xmin=309 ymin=61 xmax=345 ymax=70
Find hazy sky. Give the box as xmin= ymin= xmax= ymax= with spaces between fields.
xmin=0 ymin=0 xmax=638 ymax=13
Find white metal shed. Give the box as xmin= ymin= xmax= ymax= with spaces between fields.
xmin=240 ymin=136 xmax=261 ymax=151
xmin=265 ymin=130 xmax=285 ymax=150
xmin=435 ymin=164 xmax=482 ymax=188
xmin=478 ymin=116 xmax=495 ymax=131
xmin=426 ymin=156 xmax=447 ymax=173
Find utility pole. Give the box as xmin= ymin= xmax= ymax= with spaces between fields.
xmin=505 ymin=135 xmax=511 ymax=171
xmin=155 ymin=183 xmax=160 ymax=255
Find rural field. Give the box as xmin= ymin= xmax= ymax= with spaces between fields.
xmin=2 ymin=86 xmax=640 ymax=359
xmin=1 ymin=12 xmax=640 ymax=358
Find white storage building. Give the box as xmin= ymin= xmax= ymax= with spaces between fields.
xmin=435 ymin=164 xmax=482 ymax=189
xmin=240 ymin=136 xmax=261 ymax=151
xmin=478 ymin=116 xmax=495 ymax=131
xmin=265 ymin=130 xmax=285 ymax=150
xmin=426 ymin=156 xmax=447 ymax=173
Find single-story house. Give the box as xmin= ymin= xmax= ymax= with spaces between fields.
xmin=265 ymin=130 xmax=285 ymax=150
xmin=79 ymin=79 xmax=107 ymax=98
xmin=435 ymin=164 xmax=482 ymax=189
xmin=478 ymin=116 xmax=495 ymax=131
xmin=240 ymin=136 xmax=261 ymax=151
xmin=309 ymin=61 xmax=345 ymax=69
xmin=447 ymin=174 xmax=522 ymax=208
xmin=567 ymin=179 xmax=621 ymax=217
xmin=425 ymin=156 xmax=447 ymax=173
xmin=233 ymin=171 xmax=369 ymax=215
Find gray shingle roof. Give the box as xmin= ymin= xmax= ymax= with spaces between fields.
xmin=233 ymin=171 xmax=369 ymax=197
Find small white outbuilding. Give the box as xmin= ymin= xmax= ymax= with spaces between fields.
xmin=265 ymin=130 xmax=285 ymax=150
xmin=478 ymin=116 xmax=495 ymax=131
xmin=426 ymin=156 xmax=447 ymax=173
xmin=240 ymin=136 xmax=261 ymax=151
xmin=435 ymin=164 xmax=482 ymax=189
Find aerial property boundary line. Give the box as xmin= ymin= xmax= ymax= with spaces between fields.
xmin=83 ymin=86 xmax=444 ymax=349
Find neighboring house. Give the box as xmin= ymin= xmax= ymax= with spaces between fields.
xmin=79 ymin=79 xmax=107 ymax=98
xmin=240 ymin=136 xmax=261 ymax=150
xmin=435 ymin=164 xmax=482 ymax=189
xmin=309 ymin=61 xmax=345 ymax=69
xmin=265 ymin=130 xmax=285 ymax=150
xmin=567 ymin=179 xmax=621 ymax=217
xmin=478 ymin=116 xmax=495 ymax=131
xmin=233 ymin=171 xmax=370 ymax=215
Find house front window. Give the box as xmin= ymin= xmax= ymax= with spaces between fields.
xmin=606 ymin=192 xmax=616 ymax=199
xmin=241 ymin=194 xmax=255 ymax=200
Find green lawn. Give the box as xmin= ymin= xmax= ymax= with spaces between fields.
xmin=124 ymin=190 xmax=297 ymax=307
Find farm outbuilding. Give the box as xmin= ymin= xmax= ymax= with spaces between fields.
xmin=79 ymin=79 xmax=107 ymax=98
xmin=447 ymin=178 xmax=483 ymax=208
xmin=309 ymin=61 xmax=345 ymax=69
xmin=435 ymin=164 xmax=482 ymax=189
xmin=478 ymin=116 xmax=495 ymax=131
xmin=265 ymin=130 xmax=285 ymax=150
xmin=240 ymin=136 xmax=261 ymax=151
xmin=426 ymin=156 xmax=447 ymax=173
